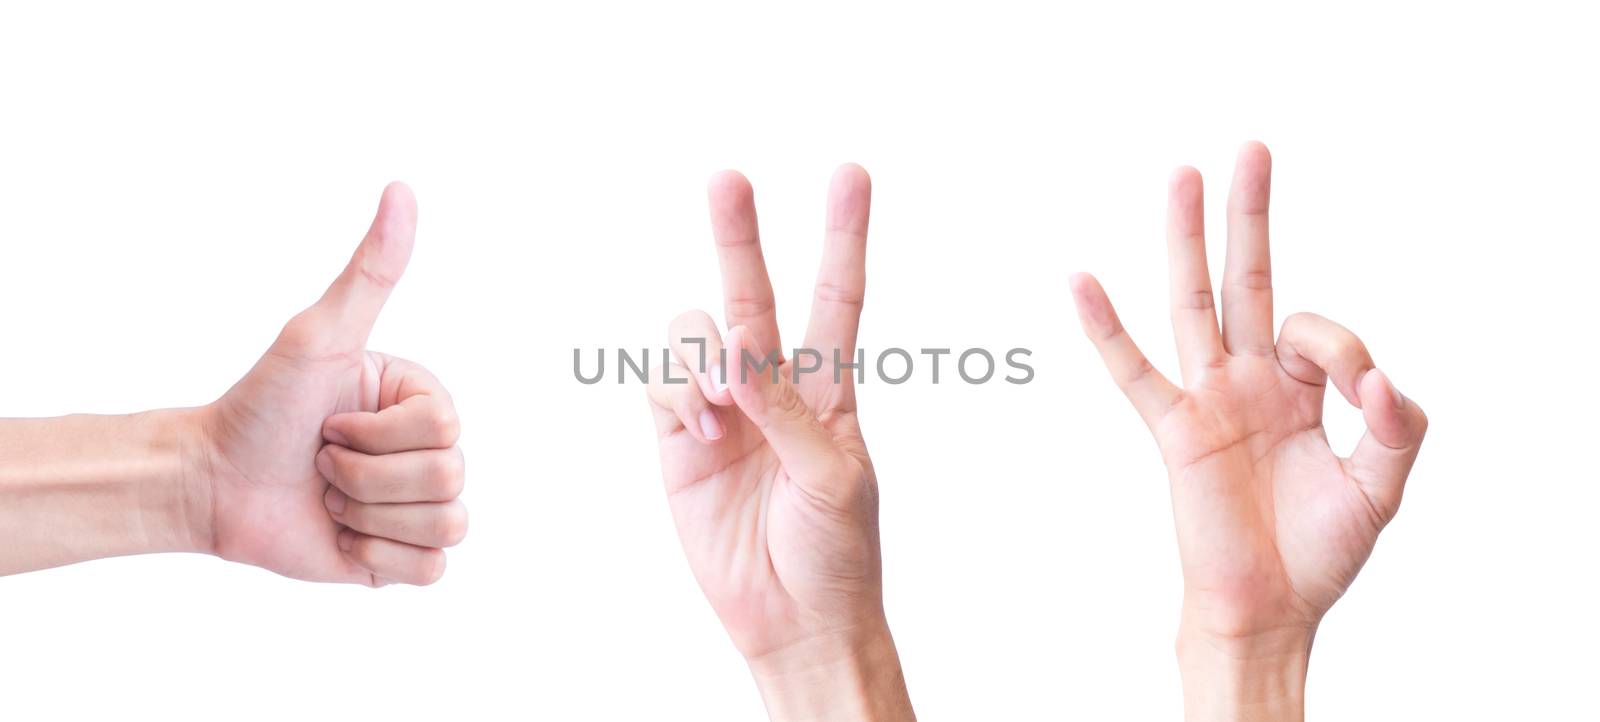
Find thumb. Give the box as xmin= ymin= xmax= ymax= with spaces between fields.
xmin=725 ymin=325 xmax=858 ymax=504
xmin=302 ymin=182 xmax=417 ymax=344
xmin=1349 ymin=368 xmax=1428 ymax=518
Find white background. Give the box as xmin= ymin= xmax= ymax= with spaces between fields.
xmin=2 ymin=2 xmax=1596 ymax=720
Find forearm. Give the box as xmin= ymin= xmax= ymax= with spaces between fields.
xmin=0 ymin=409 xmax=213 ymax=575
xmin=750 ymin=624 xmax=916 ymax=722
xmin=1177 ymin=621 xmax=1313 ymax=722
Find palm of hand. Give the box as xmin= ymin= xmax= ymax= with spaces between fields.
xmin=184 ymin=183 xmax=467 ymax=587
xmin=648 ymin=165 xmax=881 ymax=660
xmin=1157 ymin=355 xmax=1383 ymax=637
xmin=1072 ymin=143 xmax=1426 ymax=640
xmin=202 ymin=330 xmax=380 ymax=584
xmin=660 ymin=357 xmax=876 ymax=658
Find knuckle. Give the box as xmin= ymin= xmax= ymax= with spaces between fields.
xmin=1094 ymin=316 xmax=1127 ymax=343
xmin=1281 ymin=311 xmax=1320 ymax=332
xmin=349 ymin=534 xmax=378 ymax=564
xmin=426 ymin=405 xmax=461 ymax=446
xmin=436 ymin=503 xmax=469 ymax=547
xmin=432 ymin=449 xmax=467 ymax=499
xmin=418 ymin=550 xmax=447 ymax=585
xmin=354 ymin=257 xmax=400 ymax=291
xmin=1174 ymin=290 xmax=1215 ymax=311
xmin=670 ymin=309 xmax=715 ymax=334
xmin=275 ymin=310 xmax=339 ymax=357
xmin=724 ymin=295 xmax=775 ymax=319
xmin=1118 ymin=357 xmax=1158 ymax=387
xmin=1227 ymin=268 xmax=1273 ymax=291
xmin=813 ymin=280 xmax=865 ymax=308
xmin=329 ymin=450 xmax=373 ymax=500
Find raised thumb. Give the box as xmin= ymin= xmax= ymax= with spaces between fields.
xmin=303 ymin=182 xmax=416 ymax=343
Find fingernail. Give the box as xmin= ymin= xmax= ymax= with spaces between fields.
xmin=337 ymin=528 xmax=355 ymax=552
xmin=314 ymin=448 xmax=335 ymax=481
xmin=708 ymin=364 xmax=729 ymax=395
xmin=1384 ymin=371 xmax=1406 ymax=408
xmin=699 ymin=409 xmax=724 ymax=441
xmin=324 ymin=487 xmax=347 ymax=515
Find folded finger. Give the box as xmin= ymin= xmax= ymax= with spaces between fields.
xmin=326 ymin=489 xmax=468 ymax=548
xmin=324 ymin=358 xmax=459 ymax=454
xmin=669 ymin=310 xmax=732 ymax=406
xmin=316 ymin=444 xmax=466 ymax=504
xmin=1275 ymin=312 xmax=1373 ymax=407
xmin=726 ymin=325 xmax=857 ymax=507
xmin=644 ymin=363 xmax=725 ymax=443
xmin=338 ymin=529 xmax=447 ymax=586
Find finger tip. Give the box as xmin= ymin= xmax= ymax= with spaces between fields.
xmin=671 ymin=308 xmax=716 ymax=330
xmin=382 ymin=180 xmax=414 ymax=199
xmin=705 ymin=379 xmax=735 ymax=406
xmin=425 ymin=549 xmax=448 ymax=585
xmin=832 ymin=162 xmax=871 ymax=187
xmin=1359 ymin=368 xmax=1424 ymax=448
xmin=319 ymin=417 xmax=351 ymax=446
xmin=696 ymin=408 xmax=725 ymax=443
xmin=708 ymin=169 xmax=753 ymax=199
xmin=1068 ymin=273 xmax=1111 ymax=318
xmin=1169 ymin=167 xmax=1204 ymax=199
xmin=378 ymin=182 xmax=419 ymax=225
xmin=1358 ymin=368 xmax=1410 ymax=428
xmin=1170 ymin=165 xmax=1202 ymax=185
xmin=1238 ymin=140 xmax=1271 ymax=161
xmin=322 ymin=485 xmax=347 ymax=516
xmin=1361 ymin=367 xmax=1392 ymax=402
xmin=367 ymin=186 xmax=418 ymax=260
xmin=313 ymin=444 xmax=336 ymax=479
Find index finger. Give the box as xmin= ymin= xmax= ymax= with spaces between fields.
xmin=323 ymin=355 xmax=460 ymax=454
xmin=709 ymin=171 xmax=782 ymax=357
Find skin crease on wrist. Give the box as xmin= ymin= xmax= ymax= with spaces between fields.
xmin=1072 ymin=142 xmax=1428 ymax=721
xmin=0 ymin=183 xmax=468 ymax=587
xmin=0 ymin=410 xmax=211 ymax=574
xmin=644 ymin=165 xmax=915 ymax=722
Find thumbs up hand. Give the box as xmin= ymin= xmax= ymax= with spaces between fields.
xmin=197 ymin=183 xmax=465 ymax=586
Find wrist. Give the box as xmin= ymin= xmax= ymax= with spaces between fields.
xmin=1176 ymin=619 xmax=1313 ymax=722
xmin=115 ymin=408 xmax=217 ymax=557
xmin=0 ymin=409 xmax=214 ymax=575
xmin=162 ymin=407 xmax=218 ymax=556
xmin=748 ymin=621 xmax=915 ymax=722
